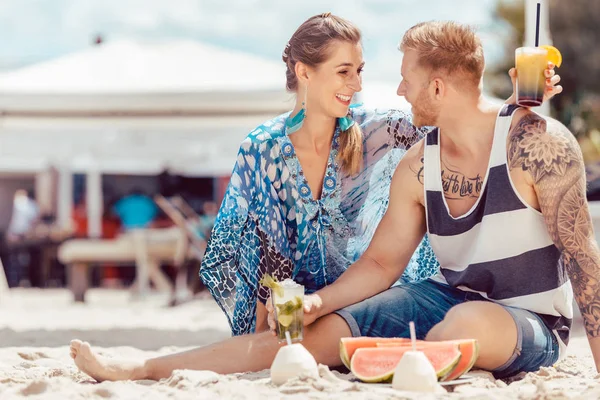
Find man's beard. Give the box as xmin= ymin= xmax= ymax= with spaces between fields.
xmin=411 ymin=89 xmax=440 ymax=128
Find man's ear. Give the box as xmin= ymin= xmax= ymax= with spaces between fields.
xmin=431 ymin=78 xmax=445 ymax=99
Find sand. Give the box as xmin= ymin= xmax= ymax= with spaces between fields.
xmin=1 ymin=288 xmax=599 ymax=399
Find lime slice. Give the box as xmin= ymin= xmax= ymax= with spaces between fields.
xmin=277 ymin=314 xmax=294 ymax=328
xmin=259 ymin=274 xmax=283 ymax=297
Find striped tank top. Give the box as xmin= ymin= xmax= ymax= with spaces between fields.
xmin=423 ymin=104 xmax=573 ymax=357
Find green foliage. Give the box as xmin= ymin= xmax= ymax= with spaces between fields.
xmin=491 ymin=0 xmax=600 ymax=141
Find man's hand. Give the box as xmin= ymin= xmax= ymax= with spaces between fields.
xmin=266 ymin=294 xmax=325 ymax=336
xmin=506 ymin=61 xmax=563 ymax=104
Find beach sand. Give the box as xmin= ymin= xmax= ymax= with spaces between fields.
xmin=0 ymin=288 xmax=598 ymax=399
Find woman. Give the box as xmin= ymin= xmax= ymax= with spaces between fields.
xmin=70 ymin=13 xmax=561 ymax=381
xmin=200 ymin=12 xmax=440 ymax=336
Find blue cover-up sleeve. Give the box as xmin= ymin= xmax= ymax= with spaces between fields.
xmin=199 ymin=137 xmax=260 ymax=334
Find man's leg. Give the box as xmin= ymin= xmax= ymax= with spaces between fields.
xmin=332 ymin=279 xmax=468 ymax=345
xmin=426 ymin=301 xmax=559 ymax=377
xmin=70 ymin=312 xmax=351 ymax=382
xmin=425 ymin=301 xmax=518 ymax=370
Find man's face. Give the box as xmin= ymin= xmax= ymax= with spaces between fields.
xmin=396 ymin=50 xmax=441 ymax=128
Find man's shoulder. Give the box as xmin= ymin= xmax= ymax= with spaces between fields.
xmin=391 ymin=137 xmax=427 ymax=203
xmin=402 ymin=136 xmax=426 ymax=163
xmin=510 ymin=109 xmax=572 ymax=140
xmin=508 ymin=110 xmax=583 ymax=183
xmin=398 ymin=136 xmax=426 ymax=179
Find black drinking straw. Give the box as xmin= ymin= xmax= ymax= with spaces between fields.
xmin=535 ymin=2 xmax=541 ymax=46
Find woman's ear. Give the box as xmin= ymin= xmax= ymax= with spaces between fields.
xmin=295 ymin=62 xmax=310 ymax=86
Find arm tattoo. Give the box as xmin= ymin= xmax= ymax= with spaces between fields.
xmin=509 ymin=113 xmax=600 ymax=337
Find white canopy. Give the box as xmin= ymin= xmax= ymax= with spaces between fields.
xmin=0 ymin=39 xmax=296 ymax=176
xmin=0 ymin=39 xmax=291 ymax=114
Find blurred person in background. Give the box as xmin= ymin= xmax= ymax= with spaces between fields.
xmin=113 ymin=188 xmax=158 ymax=231
xmin=4 ymin=189 xmax=39 ymax=286
xmin=6 ymin=189 xmax=39 ymax=242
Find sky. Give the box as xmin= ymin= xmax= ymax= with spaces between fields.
xmin=0 ymin=0 xmax=514 ymax=83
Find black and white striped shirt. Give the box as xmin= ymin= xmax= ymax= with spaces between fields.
xmin=423 ymin=104 xmax=572 ymax=357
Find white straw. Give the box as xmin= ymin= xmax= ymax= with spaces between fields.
xmin=409 ymin=321 xmax=417 ymax=352
xmin=285 ymin=331 xmax=292 ymax=346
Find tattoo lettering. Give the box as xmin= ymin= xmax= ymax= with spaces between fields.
xmin=509 ymin=113 xmax=600 ymax=338
xmin=408 ymin=155 xmax=483 ymax=201
xmin=441 ymin=161 xmax=483 ymax=200
xmin=410 ymin=156 xmax=425 ymax=185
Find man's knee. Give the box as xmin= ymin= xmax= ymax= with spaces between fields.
xmin=425 ymin=301 xmax=503 ymax=341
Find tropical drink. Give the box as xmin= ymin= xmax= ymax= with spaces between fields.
xmin=515 ymin=46 xmax=548 ymax=107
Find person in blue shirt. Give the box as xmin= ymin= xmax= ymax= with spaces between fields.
xmin=113 ymin=189 xmax=158 ymax=230
xmin=69 ymin=13 xmax=561 ymax=382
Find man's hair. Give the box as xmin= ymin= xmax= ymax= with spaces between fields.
xmin=400 ymin=21 xmax=485 ymax=88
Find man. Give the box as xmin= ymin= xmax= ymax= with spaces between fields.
xmin=70 ymin=21 xmax=584 ymax=381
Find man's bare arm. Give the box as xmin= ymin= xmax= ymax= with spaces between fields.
xmin=508 ymin=113 xmax=600 ymax=370
xmin=316 ymin=142 xmax=428 ymax=316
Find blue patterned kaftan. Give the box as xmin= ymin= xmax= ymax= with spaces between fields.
xmin=200 ymin=107 xmax=439 ymax=335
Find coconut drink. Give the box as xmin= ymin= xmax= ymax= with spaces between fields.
xmin=270 ymin=332 xmax=319 ymax=386
xmin=392 ymin=322 xmax=444 ymax=393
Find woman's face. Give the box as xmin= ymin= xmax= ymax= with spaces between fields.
xmin=304 ymin=40 xmax=364 ymax=119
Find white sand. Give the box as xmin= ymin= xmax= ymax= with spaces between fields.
xmin=0 ymin=288 xmax=599 ymax=399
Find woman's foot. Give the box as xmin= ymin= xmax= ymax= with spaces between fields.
xmin=70 ymin=339 xmax=148 ymax=382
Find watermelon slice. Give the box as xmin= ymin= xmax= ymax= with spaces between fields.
xmin=375 ymin=339 xmax=479 ymax=381
xmin=339 ymin=337 xmax=411 ymax=369
xmin=439 ymin=339 xmax=479 ymax=381
xmin=350 ymin=344 xmax=461 ymax=383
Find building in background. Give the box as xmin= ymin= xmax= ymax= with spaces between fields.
xmin=0 ymin=39 xmax=294 ymax=237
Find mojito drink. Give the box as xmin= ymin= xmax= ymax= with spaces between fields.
xmin=271 ymin=279 xmax=304 ymax=343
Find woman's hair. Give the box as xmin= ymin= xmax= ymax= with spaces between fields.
xmin=282 ymin=12 xmax=364 ymax=175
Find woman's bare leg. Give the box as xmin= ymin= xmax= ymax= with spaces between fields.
xmin=70 ymin=313 xmax=351 ymax=382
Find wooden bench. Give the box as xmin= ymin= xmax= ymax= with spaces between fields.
xmin=57 ymin=227 xmax=187 ymax=302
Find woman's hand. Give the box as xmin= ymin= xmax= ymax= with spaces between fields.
xmin=266 ymin=293 xmax=325 ymax=336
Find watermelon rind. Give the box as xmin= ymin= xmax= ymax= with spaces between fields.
xmin=440 ymin=339 xmax=479 ymax=382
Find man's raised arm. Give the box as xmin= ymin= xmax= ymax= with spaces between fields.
xmin=509 ymin=113 xmax=600 ymax=371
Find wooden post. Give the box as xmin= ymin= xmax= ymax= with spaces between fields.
xmin=0 ymin=257 xmax=9 ymax=301
xmin=69 ymin=263 xmax=89 ymax=302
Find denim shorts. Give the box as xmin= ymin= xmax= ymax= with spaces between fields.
xmin=334 ymin=279 xmax=559 ymax=378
